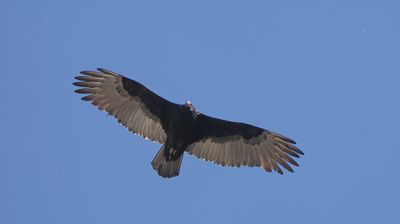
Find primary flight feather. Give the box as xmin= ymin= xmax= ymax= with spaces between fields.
xmin=73 ymin=68 xmax=304 ymax=178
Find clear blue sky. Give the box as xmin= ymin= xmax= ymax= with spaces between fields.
xmin=1 ymin=1 xmax=399 ymax=223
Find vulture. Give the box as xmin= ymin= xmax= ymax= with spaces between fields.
xmin=73 ymin=68 xmax=304 ymax=178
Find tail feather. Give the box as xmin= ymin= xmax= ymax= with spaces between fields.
xmin=151 ymin=146 xmax=183 ymax=178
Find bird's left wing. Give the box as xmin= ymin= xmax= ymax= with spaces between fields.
xmin=187 ymin=114 xmax=304 ymax=174
xmin=73 ymin=68 xmax=180 ymax=144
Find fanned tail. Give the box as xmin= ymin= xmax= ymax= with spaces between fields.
xmin=151 ymin=145 xmax=183 ymax=178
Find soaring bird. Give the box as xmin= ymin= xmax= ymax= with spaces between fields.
xmin=73 ymin=68 xmax=304 ymax=178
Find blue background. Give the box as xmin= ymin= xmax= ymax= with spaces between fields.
xmin=1 ymin=1 xmax=399 ymax=223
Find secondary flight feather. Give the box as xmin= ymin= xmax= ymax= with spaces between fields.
xmin=73 ymin=68 xmax=304 ymax=178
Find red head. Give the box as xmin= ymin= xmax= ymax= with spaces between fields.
xmin=184 ymin=100 xmax=193 ymax=109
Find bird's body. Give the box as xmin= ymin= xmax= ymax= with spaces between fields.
xmin=74 ymin=68 xmax=304 ymax=178
xmin=165 ymin=104 xmax=197 ymax=160
xmin=151 ymin=104 xmax=198 ymax=177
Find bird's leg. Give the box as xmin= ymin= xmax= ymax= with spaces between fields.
xmin=163 ymin=145 xmax=182 ymax=161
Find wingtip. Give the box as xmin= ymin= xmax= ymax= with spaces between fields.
xmin=286 ymin=138 xmax=296 ymax=144
xmin=80 ymin=70 xmax=93 ymax=75
xmin=290 ymin=160 xmax=300 ymax=167
xmin=272 ymin=132 xmax=297 ymax=144
xmin=74 ymin=88 xmax=93 ymax=94
xmin=80 ymin=70 xmax=103 ymax=77
xmin=295 ymin=148 xmax=305 ymax=156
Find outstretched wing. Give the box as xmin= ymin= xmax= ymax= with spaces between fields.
xmin=187 ymin=114 xmax=304 ymax=174
xmin=73 ymin=68 xmax=179 ymax=144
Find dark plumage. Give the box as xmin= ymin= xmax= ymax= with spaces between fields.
xmin=73 ymin=68 xmax=304 ymax=178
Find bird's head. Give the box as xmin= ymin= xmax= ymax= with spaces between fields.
xmin=184 ymin=100 xmax=192 ymax=108
xmin=184 ymin=100 xmax=198 ymax=114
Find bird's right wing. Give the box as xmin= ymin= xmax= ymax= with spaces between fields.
xmin=187 ymin=114 xmax=304 ymax=174
xmin=73 ymin=68 xmax=180 ymax=144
